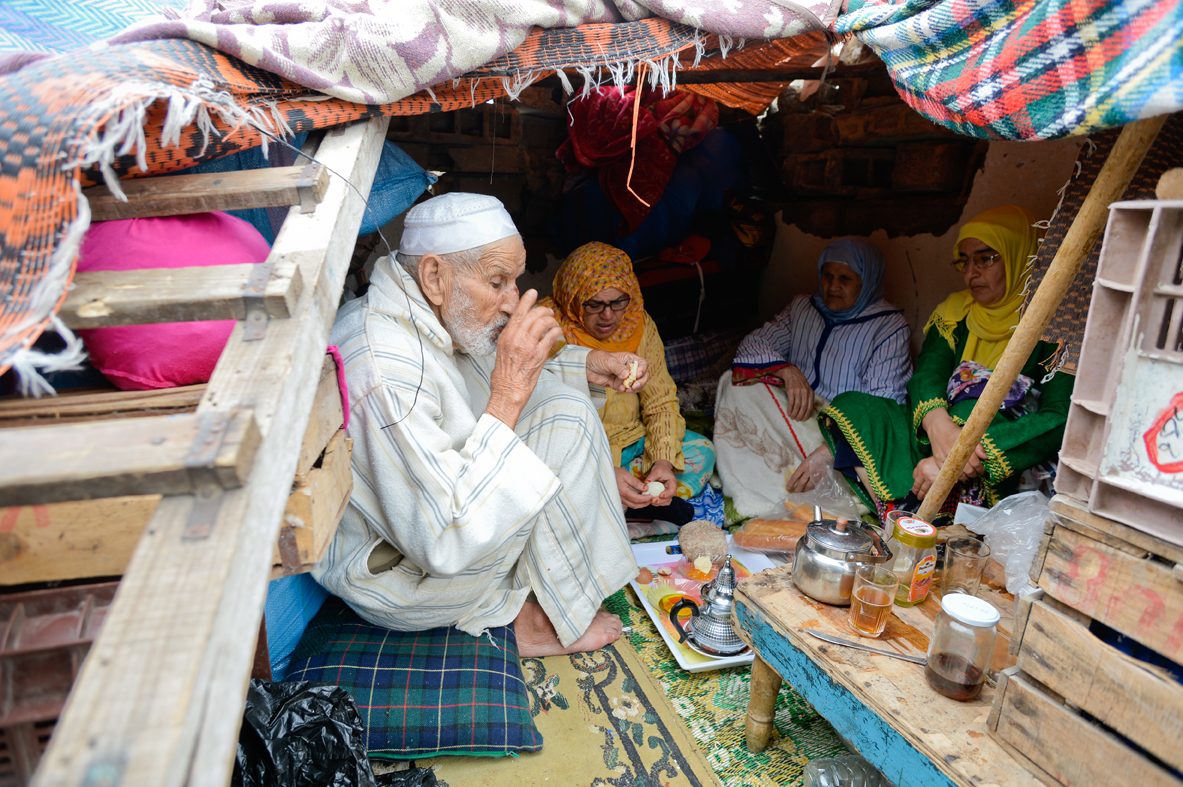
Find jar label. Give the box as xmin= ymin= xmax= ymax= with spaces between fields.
xmin=908 ymin=555 xmax=937 ymax=602
xmin=897 ymin=518 xmax=936 ymax=537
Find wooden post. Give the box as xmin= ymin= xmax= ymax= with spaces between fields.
xmin=915 ymin=115 xmax=1167 ymax=523
xmin=745 ymin=655 xmax=784 ymax=752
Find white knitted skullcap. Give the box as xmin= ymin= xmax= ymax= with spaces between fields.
xmin=398 ymin=192 xmax=519 ymax=256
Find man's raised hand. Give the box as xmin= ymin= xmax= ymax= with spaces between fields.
xmin=485 ymin=290 xmax=563 ymax=429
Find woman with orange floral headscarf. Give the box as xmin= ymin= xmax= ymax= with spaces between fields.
xmin=542 ymin=242 xmax=715 ymax=524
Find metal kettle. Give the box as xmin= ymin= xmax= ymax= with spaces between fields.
xmin=669 ymin=555 xmax=749 ymax=657
xmin=791 ymin=506 xmax=892 ymax=606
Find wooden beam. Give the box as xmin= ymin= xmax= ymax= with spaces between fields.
xmin=916 ymin=115 xmax=1167 ymax=522
xmin=0 ymin=410 xmax=258 ymax=507
xmin=0 ymin=385 xmax=204 ymax=426
xmin=83 ymin=163 xmax=329 ymax=221
xmin=59 ymin=262 xmax=303 ymax=329
xmin=31 ymin=117 xmax=388 ymax=787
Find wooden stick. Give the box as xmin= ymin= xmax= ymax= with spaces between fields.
xmin=915 ymin=115 xmax=1167 ymax=523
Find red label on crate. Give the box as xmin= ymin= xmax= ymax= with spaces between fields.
xmin=1144 ymin=392 xmax=1183 ymax=473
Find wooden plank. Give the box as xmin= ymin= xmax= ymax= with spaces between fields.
xmin=1038 ymin=524 xmax=1183 ymax=662
xmin=1016 ymin=599 xmax=1183 ymax=771
xmin=991 ymin=672 xmax=1182 ymax=787
xmin=0 ymin=496 xmax=159 ymax=586
xmin=295 ymin=355 xmax=344 ymax=477
xmin=31 ymin=117 xmax=388 ymax=787
xmin=271 ymin=432 xmax=352 ymax=578
xmin=0 ymin=386 xmax=203 ymax=426
xmin=0 ymin=410 xmax=259 ymax=507
xmin=1049 ymin=494 xmax=1183 ymax=564
xmin=59 ymin=262 xmax=303 ymax=329
xmin=83 ymin=164 xmax=329 ymax=221
xmin=733 ymin=565 xmax=1039 ymax=787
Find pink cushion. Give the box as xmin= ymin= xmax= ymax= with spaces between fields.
xmin=77 ymin=212 xmax=271 ymax=390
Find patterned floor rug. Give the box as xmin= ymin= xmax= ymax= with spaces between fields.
xmin=419 ymin=629 xmax=719 ymax=787
xmin=404 ymin=587 xmax=846 ymax=787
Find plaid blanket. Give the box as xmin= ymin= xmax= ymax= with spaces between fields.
xmin=286 ymin=597 xmax=540 ymax=759
xmin=836 ymin=0 xmax=1183 ymax=140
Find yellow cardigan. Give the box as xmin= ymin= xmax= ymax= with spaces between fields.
xmin=598 ymin=313 xmax=685 ymax=473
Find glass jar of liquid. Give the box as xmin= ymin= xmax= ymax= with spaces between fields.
xmin=884 ymin=514 xmax=937 ymax=607
xmin=925 ymin=592 xmax=1000 ymax=701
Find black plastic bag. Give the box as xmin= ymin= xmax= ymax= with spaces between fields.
xmin=375 ymin=768 xmax=437 ymax=787
xmin=233 ymin=679 xmax=378 ymax=787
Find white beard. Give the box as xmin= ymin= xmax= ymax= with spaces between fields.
xmin=442 ymin=281 xmax=506 ymax=357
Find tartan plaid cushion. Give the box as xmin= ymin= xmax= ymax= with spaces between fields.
xmin=285 ymin=597 xmax=542 ymax=759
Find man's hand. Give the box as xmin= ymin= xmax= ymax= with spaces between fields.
xmin=645 ymin=460 xmax=677 ymax=507
xmin=786 ymin=444 xmax=833 ymax=494
xmin=587 ymin=350 xmax=649 ymax=393
xmin=776 ymin=366 xmax=814 ymax=421
xmin=615 ymin=467 xmax=652 ymax=509
xmin=485 ymin=290 xmax=563 ymax=430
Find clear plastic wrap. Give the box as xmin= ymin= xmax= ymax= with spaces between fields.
xmin=965 ymin=491 xmax=1050 ymax=594
xmin=783 ymin=461 xmax=868 ymax=523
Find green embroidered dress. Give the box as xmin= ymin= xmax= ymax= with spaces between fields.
xmin=820 ymin=317 xmax=1074 ymax=508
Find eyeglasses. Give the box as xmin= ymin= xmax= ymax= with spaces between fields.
xmin=952 ymin=251 xmax=1002 ymax=272
xmin=583 ymin=296 xmax=631 ymax=314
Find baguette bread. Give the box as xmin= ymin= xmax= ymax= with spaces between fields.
xmin=732 ymin=518 xmax=808 ymax=553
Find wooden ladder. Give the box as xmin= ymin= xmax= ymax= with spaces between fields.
xmin=0 ymin=116 xmax=388 ymax=787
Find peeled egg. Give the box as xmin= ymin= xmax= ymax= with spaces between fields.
xmin=647 ymin=481 xmax=664 ymax=498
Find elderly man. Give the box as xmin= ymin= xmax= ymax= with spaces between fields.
xmin=314 ymin=193 xmax=645 ymax=656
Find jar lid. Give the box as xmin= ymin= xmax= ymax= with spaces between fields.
xmin=805 ymin=518 xmax=872 ymax=555
xmin=891 ymin=516 xmax=937 ymax=549
xmin=940 ymin=593 xmax=1001 ymax=628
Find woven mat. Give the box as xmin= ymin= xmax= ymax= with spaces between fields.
xmin=603 ymin=588 xmax=847 ymax=787
xmin=416 ymin=631 xmax=720 ymax=787
xmin=1025 ymin=112 xmax=1183 ymax=372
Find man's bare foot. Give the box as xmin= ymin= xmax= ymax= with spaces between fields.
xmin=514 ymin=602 xmax=623 ymax=657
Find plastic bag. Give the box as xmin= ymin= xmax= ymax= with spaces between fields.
xmin=233 ymin=679 xmax=377 ymax=787
xmin=966 ymin=491 xmax=1050 ymax=594
xmin=782 ymin=460 xmax=868 ymax=523
xmin=803 ymin=754 xmax=892 ymax=787
xmin=375 ymin=768 xmax=437 ymax=787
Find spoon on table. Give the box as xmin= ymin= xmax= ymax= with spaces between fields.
xmin=802 ymin=628 xmax=927 ymax=665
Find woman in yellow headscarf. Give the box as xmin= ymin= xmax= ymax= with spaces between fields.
xmin=541 ymin=242 xmax=715 ymax=524
xmin=811 ymin=205 xmax=1074 ymax=520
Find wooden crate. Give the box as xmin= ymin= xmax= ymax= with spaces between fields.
xmin=988 ymin=494 xmax=1183 ymax=787
xmin=0 ymin=356 xmax=350 ymax=586
xmin=0 ymin=117 xmax=388 ymax=787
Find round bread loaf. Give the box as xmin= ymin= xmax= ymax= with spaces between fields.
xmin=678 ymin=520 xmax=728 ymax=564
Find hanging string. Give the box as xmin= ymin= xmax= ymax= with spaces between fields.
xmin=625 ymin=63 xmax=651 ymax=209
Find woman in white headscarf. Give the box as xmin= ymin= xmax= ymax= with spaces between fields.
xmin=714 ymin=237 xmax=912 ymax=518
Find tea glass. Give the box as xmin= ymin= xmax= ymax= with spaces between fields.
xmin=848 ymin=565 xmax=899 ymax=638
xmin=940 ymin=537 xmax=992 ymax=598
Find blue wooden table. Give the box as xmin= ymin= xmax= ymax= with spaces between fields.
xmin=731 ymin=564 xmax=1040 ymax=787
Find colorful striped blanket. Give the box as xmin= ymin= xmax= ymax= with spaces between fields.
xmin=0 ymin=0 xmax=1180 ymax=384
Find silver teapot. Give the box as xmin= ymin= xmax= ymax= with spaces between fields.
xmin=668 ymin=555 xmax=749 ymax=657
xmin=791 ymin=506 xmax=892 ymax=606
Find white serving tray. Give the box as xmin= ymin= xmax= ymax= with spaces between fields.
xmin=629 ymin=536 xmax=774 ymax=673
